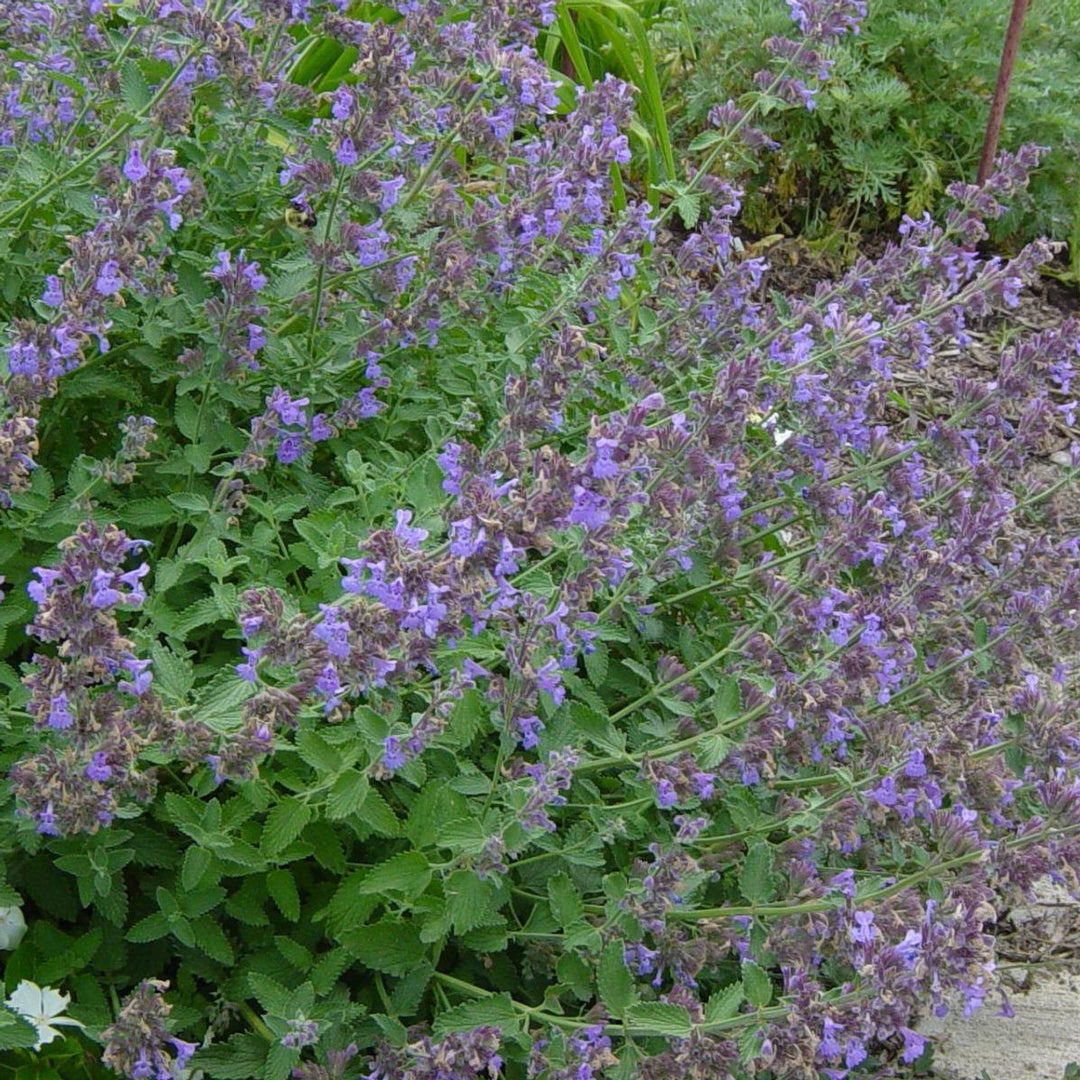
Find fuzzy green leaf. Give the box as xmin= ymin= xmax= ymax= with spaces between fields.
xmin=357 ymin=851 xmax=432 ymax=899
xmin=704 ymin=983 xmax=745 ymax=1026
xmin=445 ymin=870 xmax=499 ymax=935
xmin=267 ymin=868 xmax=300 ymax=922
xmin=739 ymin=842 xmax=775 ymax=906
xmin=547 ymin=874 xmax=584 ymax=929
xmin=262 ymin=797 xmax=312 ymax=857
xmin=431 ymin=993 xmax=518 ymax=1037
xmin=741 ymin=961 xmax=773 ymax=1008
xmin=625 ymin=1002 xmax=694 ymax=1037
xmin=0 ymin=1008 xmax=40 ymax=1050
xmin=341 ymin=919 xmax=426 ymax=975
xmin=597 ymin=940 xmax=638 ymax=1017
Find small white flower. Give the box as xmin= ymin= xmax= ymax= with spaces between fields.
xmin=3 ymin=980 xmax=85 ymax=1050
xmin=0 ymin=906 xmax=27 ymax=950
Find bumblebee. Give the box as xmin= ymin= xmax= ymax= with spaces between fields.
xmin=284 ymin=198 xmax=317 ymax=231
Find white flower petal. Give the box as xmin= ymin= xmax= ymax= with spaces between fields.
xmin=5 ymin=980 xmax=46 ymax=1018
xmin=47 ymin=1015 xmax=85 ymax=1029
xmin=0 ymin=906 xmax=27 ymax=950
xmin=36 ymin=985 xmax=72 ymax=1020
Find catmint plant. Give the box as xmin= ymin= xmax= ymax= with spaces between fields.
xmin=0 ymin=2 xmax=1078 ymax=1079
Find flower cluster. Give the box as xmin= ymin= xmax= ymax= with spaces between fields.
xmin=101 ymin=980 xmax=197 ymax=1080
xmin=203 ymin=249 xmax=270 ymax=377
xmin=10 ymin=521 xmax=211 ymax=835
xmin=1 ymin=141 xmax=192 ymax=503
xmin=364 ymin=1026 xmax=502 ymax=1080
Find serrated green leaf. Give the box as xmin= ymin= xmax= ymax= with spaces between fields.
xmin=181 ymin=846 xmax=211 ymax=891
xmin=597 ymin=940 xmax=637 ymax=1017
xmin=741 ymin=960 xmax=772 ymax=1007
xmin=390 ymin=962 xmax=433 ymax=1015
xmin=295 ymin=729 xmax=342 ymax=775
xmin=120 ymin=498 xmax=176 ymax=527
xmin=267 ymin=868 xmax=300 ymax=922
xmin=120 ymin=58 xmax=151 ymax=110
xmin=547 ymin=874 xmax=584 ymax=930
xmin=168 ymin=492 xmax=210 ymax=514
xmin=126 ymin=911 xmax=171 ymax=943
xmin=357 ymin=851 xmax=431 ymax=899
xmin=739 ymin=842 xmax=775 ymax=906
xmin=703 ymin=983 xmax=744 ymax=1026
xmin=584 ymin=641 xmax=609 ymax=687
xmin=0 ymin=1008 xmax=39 ymax=1050
xmin=248 ymin=971 xmax=292 ymax=1017
xmin=326 ymin=770 xmax=369 ymax=820
xmin=431 ymin=993 xmax=518 ymax=1037
xmin=275 ymin=935 xmax=312 ymax=972
xmin=307 ymin=951 xmax=349 ymax=999
xmin=436 ymin=816 xmax=488 ymax=855
xmin=264 ymin=1040 xmax=300 ymax=1080
xmin=341 ymin=919 xmax=425 ymax=975
xmin=193 ymin=915 xmax=234 ymax=965
xmin=192 ymin=1033 xmax=268 ymax=1079
xmin=445 ymin=870 xmax=498 ymax=935
xmin=356 ymin=788 xmax=400 ymax=836
xmin=625 ymin=1002 xmax=693 ymax=1037
xmin=568 ymin=701 xmax=625 ymax=754
xmin=262 ymin=797 xmax=312 ymax=857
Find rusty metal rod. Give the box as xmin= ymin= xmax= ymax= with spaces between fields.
xmin=977 ymin=0 xmax=1031 ymax=185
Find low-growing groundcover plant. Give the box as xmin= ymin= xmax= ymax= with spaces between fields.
xmin=1 ymin=1 xmax=1079 ymax=1079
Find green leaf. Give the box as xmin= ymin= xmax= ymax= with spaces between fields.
xmin=547 ymin=874 xmax=584 ymax=929
xmin=120 ymin=498 xmax=176 ymax=527
xmin=126 ymin=911 xmax=171 ymax=943
xmin=584 ymin=641 xmax=609 ymax=686
xmin=262 ymin=797 xmax=312 ymax=857
xmin=357 ymin=851 xmax=432 ymax=899
xmin=168 ymin=492 xmax=210 ymax=514
xmin=306 ymin=816 xmax=343 ymax=876
xmin=436 ymin=817 xmax=488 ymax=855
xmin=356 ymin=788 xmax=400 ymax=836
xmin=0 ymin=1008 xmax=39 ymax=1050
xmin=275 ymin=935 xmax=313 ymax=972
xmin=192 ymin=916 xmax=234 ymax=965
xmin=150 ymin=642 xmax=195 ymax=703
xmin=341 ymin=919 xmax=426 ymax=975
xmin=267 ymin=868 xmax=300 ymax=922
xmin=181 ymin=846 xmax=212 ymax=891
xmin=625 ymin=1002 xmax=694 ymax=1037
xmin=296 ymin=729 xmax=342 ymax=775
xmin=248 ymin=972 xmax=292 ymax=1016
xmin=569 ymin=702 xmax=625 ymax=754
xmin=326 ymin=770 xmax=370 ymax=820
xmin=192 ymin=1034 xmax=268 ymax=1079
xmin=739 ymin=842 xmax=775 ymax=906
xmin=119 ymin=58 xmax=151 ymax=110
xmin=445 ymin=870 xmax=498 ymax=935
xmin=741 ymin=960 xmax=773 ymax=1007
xmin=597 ymin=940 xmax=638 ymax=1017
xmin=309 ymin=948 xmax=352 ymax=996
xmin=264 ymin=1041 xmax=300 ymax=1080
xmin=431 ymin=993 xmax=519 ymax=1037
xmin=390 ymin=962 xmax=433 ymax=1016
xmin=703 ymin=983 xmax=744 ymax=1026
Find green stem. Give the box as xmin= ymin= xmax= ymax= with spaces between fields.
xmin=0 ymin=45 xmax=202 ymax=229
xmin=239 ymin=1001 xmax=276 ymax=1042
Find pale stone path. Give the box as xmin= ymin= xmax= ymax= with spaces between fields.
xmin=919 ymin=881 xmax=1080 ymax=1080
